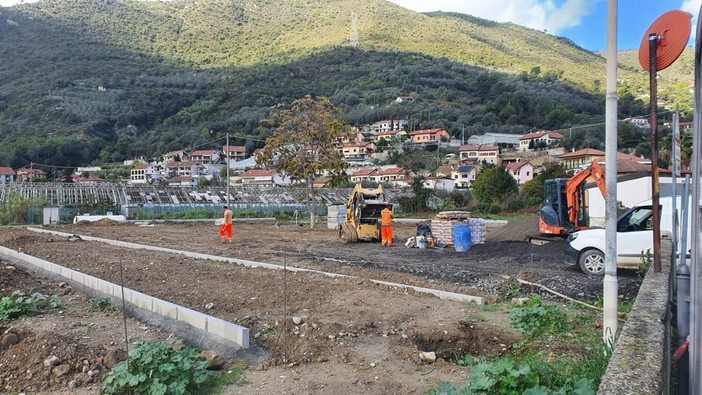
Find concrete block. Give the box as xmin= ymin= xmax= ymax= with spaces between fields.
xmin=177 ymin=307 xmax=208 ymax=331
xmin=70 ymin=271 xmax=85 ymax=285
xmin=95 ymin=279 xmax=114 ymax=298
xmin=153 ymin=298 xmax=179 ymax=320
xmin=207 ymin=316 xmax=249 ymax=348
xmin=129 ymin=290 xmax=153 ymax=311
xmin=82 ymin=275 xmax=98 ymax=290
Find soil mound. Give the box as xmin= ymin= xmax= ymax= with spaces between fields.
xmin=93 ymin=218 xmax=119 ymax=226
xmin=487 ymin=214 xmax=539 ymax=242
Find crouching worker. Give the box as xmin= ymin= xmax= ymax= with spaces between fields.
xmin=219 ymin=205 xmax=233 ymax=243
xmin=380 ymin=204 xmax=394 ymax=246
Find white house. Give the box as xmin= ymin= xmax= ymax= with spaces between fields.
xmin=519 ymin=130 xmax=565 ymax=152
xmin=0 ymin=167 xmax=15 ymax=184
xmin=423 ymin=176 xmax=455 ymax=191
xmin=451 ymin=165 xmax=476 ymax=189
xmin=506 ymin=161 xmax=535 ymax=185
xmin=459 ymin=145 xmax=500 ymax=165
xmin=130 ymin=163 xmax=160 ymax=184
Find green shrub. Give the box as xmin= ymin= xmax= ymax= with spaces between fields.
xmin=509 ymin=296 xmax=569 ymax=338
xmin=90 ymin=297 xmax=117 ymax=313
xmin=100 ymin=341 xmax=213 ymax=395
xmin=0 ymin=291 xmax=40 ymax=323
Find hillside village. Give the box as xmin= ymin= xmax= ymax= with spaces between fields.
xmin=0 ymin=117 xmax=652 ymax=193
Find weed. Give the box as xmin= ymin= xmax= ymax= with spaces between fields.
xmin=45 ymin=295 xmax=64 ymax=309
xmin=90 ymin=297 xmax=117 ymax=313
xmin=508 ymin=296 xmax=569 ymax=338
xmin=496 ymin=281 xmax=523 ymax=300
xmin=100 ymin=340 xmax=215 ymax=395
xmin=0 ymin=291 xmax=40 ymax=323
xmin=637 ymin=249 xmax=652 ymax=279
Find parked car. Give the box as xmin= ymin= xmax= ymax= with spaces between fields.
xmin=565 ymin=196 xmax=696 ymax=275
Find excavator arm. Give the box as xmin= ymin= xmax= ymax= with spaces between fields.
xmin=565 ymin=161 xmax=606 ymax=228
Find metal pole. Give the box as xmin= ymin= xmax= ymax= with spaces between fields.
xmin=678 ymin=174 xmax=691 ymax=394
xmin=226 ymin=133 xmax=230 ymax=207
xmin=690 ymin=7 xmax=702 ymax=390
xmin=602 ymin=0 xmax=619 ymax=346
xmin=673 ymin=111 xmax=680 ymax=271
xmin=649 ymin=33 xmax=662 ymax=273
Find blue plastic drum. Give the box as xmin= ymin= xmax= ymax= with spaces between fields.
xmin=453 ymin=223 xmax=472 ymax=252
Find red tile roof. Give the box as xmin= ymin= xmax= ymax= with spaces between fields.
xmin=241 ymin=169 xmax=275 ymax=177
xmin=0 ymin=166 xmax=15 ymax=175
xmin=352 ymin=168 xmax=377 ymax=177
xmin=559 ymin=148 xmax=605 ymax=158
xmin=520 ymin=130 xmax=565 ymax=140
xmin=223 ymin=145 xmax=246 ymax=153
xmin=459 ymin=144 xmax=499 ymax=151
xmin=191 ymin=150 xmax=217 ymax=156
xmin=409 ymin=128 xmax=448 ymax=136
xmin=506 ymin=161 xmax=533 ymax=170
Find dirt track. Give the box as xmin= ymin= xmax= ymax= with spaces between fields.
xmin=0 ymin=219 xmax=642 ymax=394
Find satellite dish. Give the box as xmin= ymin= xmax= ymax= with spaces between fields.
xmin=638 ymin=10 xmax=692 ymax=71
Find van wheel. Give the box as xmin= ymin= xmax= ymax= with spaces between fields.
xmin=578 ymin=249 xmax=605 ymax=276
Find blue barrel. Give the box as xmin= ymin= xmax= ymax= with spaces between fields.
xmin=453 ymin=223 xmax=472 ymax=252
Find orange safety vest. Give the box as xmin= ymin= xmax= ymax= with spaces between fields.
xmin=380 ymin=208 xmax=393 ymax=226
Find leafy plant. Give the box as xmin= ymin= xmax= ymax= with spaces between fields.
xmin=433 ymin=355 xmax=596 ymax=395
xmin=0 ymin=291 xmax=40 ymax=323
xmin=90 ymin=297 xmax=117 ymax=313
xmin=509 ymin=296 xmax=568 ymax=338
xmin=637 ymin=249 xmax=652 ymax=279
xmin=100 ymin=340 xmax=213 ymax=395
xmin=45 ymin=295 xmax=65 ymax=309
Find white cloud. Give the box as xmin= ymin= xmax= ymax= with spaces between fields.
xmin=0 ymin=0 xmax=37 ymax=6
xmin=388 ymin=0 xmax=592 ymax=34
xmin=681 ymin=0 xmax=701 ymax=42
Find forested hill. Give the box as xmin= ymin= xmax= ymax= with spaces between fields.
xmin=0 ymin=0 xmax=671 ymax=168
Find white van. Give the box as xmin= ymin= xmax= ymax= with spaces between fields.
xmin=565 ymin=196 xmax=696 ymax=275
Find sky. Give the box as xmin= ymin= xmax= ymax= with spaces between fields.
xmin=388 ymin=0 xmax=701 ymax=51
xmin=1 ymin=0 xmax=699 ymax=51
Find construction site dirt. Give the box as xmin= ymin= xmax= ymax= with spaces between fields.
xmin=0 ymin=217 xmax=643 ymax=394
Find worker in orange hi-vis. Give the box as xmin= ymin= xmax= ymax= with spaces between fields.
xmin=380 ymin=204 xmax=394 ymax=246
xmin=219 ymin=205 xmax=234 ymax=243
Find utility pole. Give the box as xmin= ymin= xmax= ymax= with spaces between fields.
xmin=226 ymin=133 xmax=230 ymax=207
xmin=350 ymin=12 xmax=358 ymax=48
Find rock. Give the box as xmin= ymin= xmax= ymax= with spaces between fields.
xmin=512 ymin=297 xmax=530 ymax=305
xmin=419 ymin=351 xmax=436 ymax=363
xmin=44 ymin=355 xmax=60 ymax=367
xmin=103 ymin=349 xmax=127 ymax=369
xmin=292 ymin=316 xmax=303 ymax=325
xmin=205 ymin=302 xmax=214 ymax=310
xmin=88 ymin=369 xmax=100 ymax=377
xmin=199 ymin=350 xmax=225 ymax=370
xmin=1 ymin=332 xmax=19 ymax=348
xmin=52 ymin=364 xmax=71 ymax=377
xmin=82 ymin=366 xmax=90 ymax=373
xmin=68 ymin=380 xmax=78 ymax=389
xmin=73 ymin=372 xmax=91 ymax=385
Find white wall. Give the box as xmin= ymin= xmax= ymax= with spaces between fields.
xmin=587 ymin=176 xmax=686 ymax=227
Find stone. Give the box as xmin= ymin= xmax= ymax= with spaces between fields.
xmin=82 ymin=366 xmax=90 ymax=373
xmin=419 ymin=351 xmax=436 ymax=363
xmin=205 ymin=302 xmax=214 ymax=310
xmin=512 ymin=297 xmax=530 ymax=305
xmin=1 ymin=332 xmax=19 ymax=348
xmin=44 ymin=355 xmax=60 ymax=367
xmin=88 ymin=369 xmax=100 ymax=377
xmin=68 ymin=380 xmax=78 ymax=389
xmin=73 ymin=373 xmax=91 ymax=385
xmin=103 ymin=349 xmax=127 ymax=369
xmin=292 ymin=316 xmax=303 ymax=325
xmin=52 ymin=364 xmax=70 ymax=377
xmin=199 ymin=350 xmax=225 ymax=370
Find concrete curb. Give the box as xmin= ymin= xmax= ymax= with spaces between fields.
xmin=27 ymin=227 xmax=484 ymax=305
xmin=0 ymin=245 xmax=250 ymax=355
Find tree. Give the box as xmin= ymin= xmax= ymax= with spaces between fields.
xmin=256 ymin=96 xmax=349 ymax=228
xmin=472 ymin=166 xmax=518 ymax=204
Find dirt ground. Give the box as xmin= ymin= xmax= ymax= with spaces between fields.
xmin=0 ymin=217 xmax=643 ymax=394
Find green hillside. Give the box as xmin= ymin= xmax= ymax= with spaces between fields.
xmin=0 ymin=0 xmax=684 ymax=168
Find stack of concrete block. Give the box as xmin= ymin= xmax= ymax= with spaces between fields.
xmin=430 ymin=219 xmax=458 ymax=246
xmin=468 ymin=217 xmax=487 ymax=244
xmin=327 ymin=205 xmax=346 ymax=229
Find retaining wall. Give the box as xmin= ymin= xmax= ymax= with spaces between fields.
xmin=597 ymin=239 xmax=672 ymax=394
xmin=0 ymin=245 xmax=250 ymax=356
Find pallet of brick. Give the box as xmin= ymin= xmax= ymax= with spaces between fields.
xmin=435 ymin=211 xmax=471 ymax=220
xmin=468 ymin=218 xmax=487 ymax=244
xmin=431 ymin=219 xmax=469 ymax=246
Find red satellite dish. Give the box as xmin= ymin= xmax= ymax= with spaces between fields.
xmin=638 ymin=10 xmax=692 ymax=71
